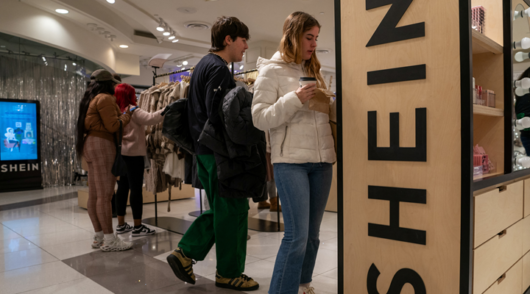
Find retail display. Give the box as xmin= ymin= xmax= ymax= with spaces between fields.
xmin=137 ymin=76 xmax=191 ymax=210
xmin=0 ymin=54 xmax=85 ymax=188
xmin=472 ymin=6 xmax=485 ymax=33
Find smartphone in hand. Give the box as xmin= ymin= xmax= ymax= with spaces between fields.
xmin=124 ymin=106 xmax=137 ymax=114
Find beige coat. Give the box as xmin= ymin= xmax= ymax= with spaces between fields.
xmin=252 ymin=52 xmax=336 ymax=164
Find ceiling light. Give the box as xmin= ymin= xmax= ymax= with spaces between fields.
xmin=73 ymin=62 xmax=76 ymax=66
xmin=229 ymin=64 xmax=232 ymax=69
xmin=64 ymin=65 xmax=67 ymax=71
xmin=106 ymin=0 xmax=115 ymax=3
xmin=163 ymin=31 xmax=170 ymax=36
xmin=156 ymin=19 xmax=165 ymax=31
xmin=239 ymin=65 xmax=244 ymax=70
xmin=181 ymin=67 xmax=186 ymax=70
xmin=183 ymin=61 xmax=188 ymax=65
xmin=177 ymin=64 xmax=183 ymax=67
xmin=172 ymin=39 xmax=179 ymax=43
xmin=168 ymin=35 xmax=176 ymax=40
xmin=56 ymin=9 xmax=69 ymax=14
xmin=42 ymin=56 xmax=46 ymax=62
xmin=119 ymin=45 xmax=129 ymax=48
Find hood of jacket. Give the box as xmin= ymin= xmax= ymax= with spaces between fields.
xmin=256 ymin=51 xmax=303 ymax=73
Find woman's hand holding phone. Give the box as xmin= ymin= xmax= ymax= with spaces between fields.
xmin=124 ymin=106 xmax=137 ymax=116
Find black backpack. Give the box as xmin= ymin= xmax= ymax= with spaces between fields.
xmin=161 ymin=99 xmax=195 ymax=154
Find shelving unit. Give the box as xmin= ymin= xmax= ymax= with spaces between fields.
xmin=472 ymin=30 xmax=503 ymax=55
xmin=471 ymin=14 xmax=505 ymax=182
xmin=473 ymin=170 xmax=504 ymax=181
xmin=473 ymin=105 xmax=504 ymax=117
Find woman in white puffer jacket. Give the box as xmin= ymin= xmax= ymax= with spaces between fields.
xmin=251 ymin=11 xmax=336 ymax=294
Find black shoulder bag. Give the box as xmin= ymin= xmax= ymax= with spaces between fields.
xmin=111 ymin=120 xmax=127 ymax=177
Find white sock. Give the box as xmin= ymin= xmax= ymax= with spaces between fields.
xmin=95 ymin=231 xmax=104 ymax=239
xmin=104 ymin=233 xmax=116 ymax=241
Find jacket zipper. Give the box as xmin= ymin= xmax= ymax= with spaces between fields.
xmin=280 ymin=125 xmax=288 ymax=157
xmin=314 ymin=111 xmax=322 ymax=162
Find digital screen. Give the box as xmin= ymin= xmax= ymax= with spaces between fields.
xmin=0 ymin=101 xmax=38 ymax=161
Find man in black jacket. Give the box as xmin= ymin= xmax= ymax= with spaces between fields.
xmin=166 ymin=16 xmax=259 ymax=292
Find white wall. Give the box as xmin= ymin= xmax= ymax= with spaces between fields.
xmin=0 ymin=1 xmax=116 ymax=71
xmin=116 ymin=53 xmax=140 ymax=76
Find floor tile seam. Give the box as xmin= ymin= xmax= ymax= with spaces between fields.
xmin=15 ymin=276 xmax=87 ymax=294
xmin=0 ymin=192 xmax=78 ymax=212
xmin=317 ymin=267 xmax=338 ymax=277
xmin=0 ymin=259 xmax=59 ymax=275
xmin=1 ymin=224 xmax=27 ymax=241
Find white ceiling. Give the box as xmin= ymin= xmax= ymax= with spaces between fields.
xmin=19 ymin=0 xmax=336 ymax=72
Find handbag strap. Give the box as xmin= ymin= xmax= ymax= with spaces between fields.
xmin=115 ymin=120 xmax=123 ymax=152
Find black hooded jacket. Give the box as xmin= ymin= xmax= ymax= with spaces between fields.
xmin=198 ymin=86 xmax=267 ymax=202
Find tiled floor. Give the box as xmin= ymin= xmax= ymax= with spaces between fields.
xmin=0 ymin=187 xmax=338 ymax=294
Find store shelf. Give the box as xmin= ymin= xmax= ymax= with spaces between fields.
xmin=472 ymin=30 xmax=503 ymax=55
xmin=473 ymin=105 xmax=504 ymax=117
xmin=474 ymin=171 xmax=503 ymax=181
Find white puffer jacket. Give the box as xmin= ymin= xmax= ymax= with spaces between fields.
xmin=252 ymin=52 xmax=336 ymax=164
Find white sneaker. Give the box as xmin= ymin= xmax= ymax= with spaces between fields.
xmin=116 ymin=223 xmax=133 ymax=234
xmin=100 ymin=237 xmax=133 ymax=252
xmin=91 ymin=236 xmax=103 ymax=249
xmin=299 ymin=286 xmax=316 ymax=294
xmin=132 ymin=225 xmax=156 ymax=237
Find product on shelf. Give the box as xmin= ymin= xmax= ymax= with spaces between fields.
xmin=474 ymin=144 xmax=494 ymax=174
xmin=471 ymin=6 xmax=485 ymax=34
xmin=486 ymin=90 xmax=495 ymax=108
xmin=473 ymin=154 xmax=483 ymax=177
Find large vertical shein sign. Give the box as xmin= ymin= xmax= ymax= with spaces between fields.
xmin=0 ymin=99 xmax=42 ymax=192
xmin=365 ymin=0 xmax=427 ymax=293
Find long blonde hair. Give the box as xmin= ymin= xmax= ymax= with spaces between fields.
xmin=279 ymin=12 xmax=326 ymax=89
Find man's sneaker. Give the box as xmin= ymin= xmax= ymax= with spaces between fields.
xmin=299 ymin=286 xmax=316 ymax=294
xmin=166 ymin=247 xmax=196 ymax=284
xmin=116 ymin=223 xmax=133 ymax=234
xmin=100 ymin=237 xmax=133 ymax=252
xmin=132 ymin=225 xmax=156 ymax=237
xmin=215 ymin=272 xmax=259 ymax=291
xmin=91 ymin=235 xmax=103 ymax=249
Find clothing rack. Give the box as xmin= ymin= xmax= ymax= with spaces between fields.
xmin=142 ymin=68 xmax=197 ymax=234
xmin=234 ymin=69 xmax=258 ymax=76
xmin=152 ymin=67 xmax=194 ymax=86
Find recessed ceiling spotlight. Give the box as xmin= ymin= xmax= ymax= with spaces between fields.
xmin=181 ymin=67 xmax=186 ymax=70
xmin=240 ymin=65 xmax=244 ymax=70
xmin=177 ymin=64 xmax=183 ymax=67
xmin=56 ymin=9 xmax=69 ymax=14
xmin=119 ymin=45 xmax=129 ymax=48
xmin=168 ymin=35 xmax=176 ymax=40
xmin=73 ymin=62 xmax=76 ymax=66
xmin=107 ymin=0 xmax=115 ymax=3
xmin=163 ymin=31 xmax=170 ymax=36
xmin=172 ymin=39 xmax=179 ymax=43
xmin=183 ymin=61 xmax=188 ymax=65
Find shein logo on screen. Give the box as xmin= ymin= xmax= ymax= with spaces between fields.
xmin=1 ymin=163 xmax=39 ymax=173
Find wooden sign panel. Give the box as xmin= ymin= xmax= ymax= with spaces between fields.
xmin=341 ymin=0 xmax=462 ymax=292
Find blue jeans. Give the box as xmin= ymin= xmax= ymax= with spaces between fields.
xmin=269 ymin=162 xmax=333 ymax=294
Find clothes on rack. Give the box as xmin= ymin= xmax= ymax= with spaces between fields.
xmin=138 ymin=79 xmax=191 ymax=194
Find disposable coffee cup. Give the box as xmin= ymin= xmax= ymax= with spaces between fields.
xmin=299 ymin=77 xmax=317 ymax=88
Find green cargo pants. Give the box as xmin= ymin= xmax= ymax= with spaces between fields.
xmin=178 ymin=154 xmax=249 ymax=278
